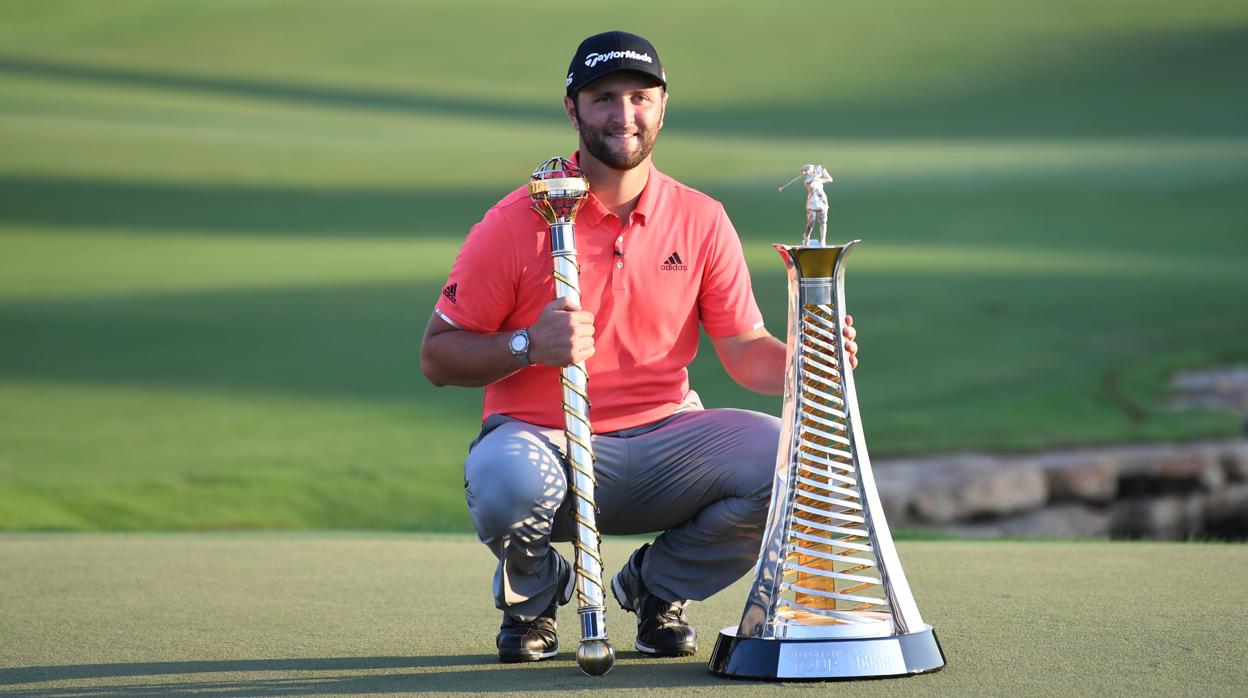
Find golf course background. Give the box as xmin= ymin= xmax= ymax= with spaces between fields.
xmin=2 ymin=0 xmax=1247 ymax=531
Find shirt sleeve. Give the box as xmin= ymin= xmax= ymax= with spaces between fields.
xmin=698 ymin=205 xmax=766 ymax=338
xmin=433 ymin=204 xmax=519 ymax=334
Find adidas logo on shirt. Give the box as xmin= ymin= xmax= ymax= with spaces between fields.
xmin=442 ymin=282 xmax=458 ymax=304
xmin=660 ymin=251 xmax=687 ymax=271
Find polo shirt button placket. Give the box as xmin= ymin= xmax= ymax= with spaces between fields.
xmin=613 ymin=234 xmax=626 ymax=290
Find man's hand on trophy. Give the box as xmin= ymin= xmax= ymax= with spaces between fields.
xmin=843 ymin=314 xmax=858 ymax=370
xmin=529 ymin=296 xmax=596 ymax=366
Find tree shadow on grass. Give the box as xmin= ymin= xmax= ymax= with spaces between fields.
xmin=0 ymin=656 xmax=487 ymax=686
xmin=4 ymin=26 xmax=1248 ymax=139
xmin=0 ymin=281 xmax=471 ymax=407
xmin=0 ymin=54 xmax=561 ymax=127
xmin=0 ymin=176 xmax=501 ymax=238
xmin=0 ymin=654 xmax=736 ymax=695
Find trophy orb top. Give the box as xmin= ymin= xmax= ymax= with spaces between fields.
xmin=530 ymin=156 xmax=589 ymax=225
xmin=531 ymin=156 xmax=583 ymax=182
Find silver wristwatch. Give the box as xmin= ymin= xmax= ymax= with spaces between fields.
xmin=508 ymin=328 xmax=532 ymax=366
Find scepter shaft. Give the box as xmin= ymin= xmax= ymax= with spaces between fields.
xmin=550 ymin=223 xmax=610 ymax=646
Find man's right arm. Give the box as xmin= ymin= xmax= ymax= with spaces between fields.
xmin=420 ymin=296 xmax=596 ymax=387
xmin=419 ymin=313 xmax=520 ymax=387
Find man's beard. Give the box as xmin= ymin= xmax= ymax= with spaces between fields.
xmin=578 ymin=115 xmax=660 ymax=171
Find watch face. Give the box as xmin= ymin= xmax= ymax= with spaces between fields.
xmin=510 ymin=332 xmax=528 ymax=353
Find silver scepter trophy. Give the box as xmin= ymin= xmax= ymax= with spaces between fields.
xmin=709 ymin=240 xmax=945 ymax=680
xmin=528 ymin=156 xmax=615 ymax=676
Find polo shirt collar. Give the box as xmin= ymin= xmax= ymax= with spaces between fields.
xmin=571 ymin=151 xmax=659 ymax=229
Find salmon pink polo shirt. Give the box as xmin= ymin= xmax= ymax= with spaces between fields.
xmin=434 ymin=158 xmax=765 ymax=433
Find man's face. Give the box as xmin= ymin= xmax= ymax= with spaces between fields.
xmin=565 ymin=72 xmax=667 ymax=172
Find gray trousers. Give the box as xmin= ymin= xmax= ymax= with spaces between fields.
xmin=464 ymin=397 xmax=780 ymax=620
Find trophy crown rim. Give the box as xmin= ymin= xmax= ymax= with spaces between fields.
xmin=529 ymin=177 xmax=589 ymax=197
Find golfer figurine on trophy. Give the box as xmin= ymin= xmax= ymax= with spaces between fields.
xmin=710 ymin=170 xmax=945 ymax=681
xmin=778 ymin=164 xmax=834 ymax=247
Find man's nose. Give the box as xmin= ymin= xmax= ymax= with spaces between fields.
xmin=607 ymin=97 xmax=635 ymax=124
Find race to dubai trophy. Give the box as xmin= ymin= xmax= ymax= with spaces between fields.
xmin=708 ymin=185 xmax=945 ymax=679
xmin=528 ymin=157 xmax=615 ymax=676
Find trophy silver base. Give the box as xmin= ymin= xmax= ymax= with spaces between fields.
xmin=709 ymin=625 xmax=945 ymax=680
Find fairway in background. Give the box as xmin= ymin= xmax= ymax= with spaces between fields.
xmin=1 ymin=0 xmax=1246 ymax=530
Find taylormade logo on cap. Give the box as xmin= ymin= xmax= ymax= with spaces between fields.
xmin=566 ymin=31 xmax=666 ymax=96
xmin=584 ymin=50 xmax=654 ymax=68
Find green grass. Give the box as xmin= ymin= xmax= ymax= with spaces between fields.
xmin=1 ymin=0 xmax=1247 ymax=530
xmin=1 ymin=535 xmax=1245 ymax=696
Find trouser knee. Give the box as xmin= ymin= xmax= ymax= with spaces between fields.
xmin=463 ymin=425 xmax=568 ymax=542
xmin=733 ymin=411 xmax=781 ymax=523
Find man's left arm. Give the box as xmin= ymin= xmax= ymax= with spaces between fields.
xmin=711 ymin=315 xmax=857 ymax=396
xmin=698 ymin=205 xmax=858 ymax=395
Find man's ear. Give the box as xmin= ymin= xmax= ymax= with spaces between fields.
xmin=658 ymin=90 xmax=668 ymax=130
xmin=563 ymin=95 xmax=579 ymax=131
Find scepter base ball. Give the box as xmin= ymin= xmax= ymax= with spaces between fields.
xmin=576 ymin=640 xmax=616 ymax=676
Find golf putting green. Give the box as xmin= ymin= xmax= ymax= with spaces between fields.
xmin=1 ymin=534 xmax=1243 ymax=696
